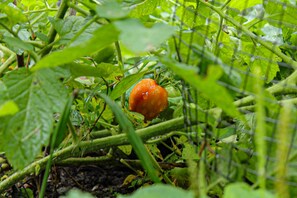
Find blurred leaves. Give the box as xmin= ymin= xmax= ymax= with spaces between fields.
xmin=33 ymin=24 xmax=119 ymax=70
xmin=49 ymin=16 xmax=101 ymax=46
xmin=118 ymin=184 xmax=195 ymax=198
xmin=223 ymin=183 xmax=276 ymax=198
xmin=228 ymin=0 xmax=262 ymax=11
xmin=114 ymin=19 xmax=175 ymax=53
xmin=162 ymin=57 xmax=243 ymax=120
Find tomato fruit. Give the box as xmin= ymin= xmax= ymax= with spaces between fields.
xmin=129 ymin=79 xmax=168 ymax=121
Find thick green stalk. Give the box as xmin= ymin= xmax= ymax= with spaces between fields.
xmin=0 ymin=117 xmax=185 ymax=193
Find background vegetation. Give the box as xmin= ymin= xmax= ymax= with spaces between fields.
xmin=0 ymin=0 xmax=297 ymax=197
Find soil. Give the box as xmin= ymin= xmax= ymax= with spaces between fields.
xmin=5 ymin=162 xmax=137 ymax=198
xmin=46 ymin=165 xmax=136 ymax=197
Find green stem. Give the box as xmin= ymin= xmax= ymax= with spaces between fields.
xmin=56 ymin=156 xmax=112 ymax=166
xmin=0 ymin=55 xmax=16 ymax=75
xmin=40 ymin=0 xmax=69 ymax=57
xmin=234 ymin=69 xmax=297 ymax=107
xmin=115 ymin=41 xmax=126 ymax=108
xmin=67 ymin=2 xmax=88 ymax=16
xmin=221 ymin=0 xmax=232 ymax=9
xmin=23 ymin=8 xmax=58 ymax=14
xmin=0 ymin=117 xmax=186 ymax=193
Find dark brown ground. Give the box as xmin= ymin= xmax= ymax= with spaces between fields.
xmin=5 ymin=163 xmax=137 ymax=198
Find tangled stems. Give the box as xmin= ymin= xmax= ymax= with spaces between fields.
xmin=0 ymin=117 xmax=185 ymax=193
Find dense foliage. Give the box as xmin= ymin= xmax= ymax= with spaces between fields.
xmin=0 ymin=0 xmax=297 ymax=197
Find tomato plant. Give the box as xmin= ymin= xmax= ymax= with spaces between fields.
xmin=0 ymin=0 xmax=297 ymax=198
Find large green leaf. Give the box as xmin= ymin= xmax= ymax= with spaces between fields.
xmin=162 ymin=58 xmax=243 ymax=120
xmin=0 ymin=3 xmax=27 ymax=26
xmin=0 ymin=68 xmax=68 ymax=169
xmin=118 ymin=184 xmax=194 ymax=198
xmin=129 ymin=0 xmax=160 ymax=18
xmin=264 ymin=0 xmax=297 ymax=27
xmin=60 ymin=62 xmax=122 ymax=80
xmin=114 ymin=19 xmax=175 ymax=53
xmin=241 ymin=42 xmax=281 ymax=82
xmin=32 ymin=24 xmax=119 ymax=71
xmin=223 ymin=183 xmax=276 ymax=198
xmin=49 ymin=16 xmax=101 ymax=46
xmin=228 ymin=0 xmax=262 ymax=11
xmin=3 ymin=36 xmax=34 ymax=52
xmin=95 ymin=0 xmax=130 ymax=19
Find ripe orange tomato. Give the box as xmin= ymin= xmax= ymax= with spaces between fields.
xmin=129 ymin=79 xmax=168 ymax=121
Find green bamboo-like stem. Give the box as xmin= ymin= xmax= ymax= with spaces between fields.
xmin=23 ymin=8 xmax=58 ymax=14
xmin=40 ymin=0 xmax=69 ymax=57
xmin=0 ymin=116 xmax=186 ymax=193
xmin=67 ymin=2 xmax=88 ymax=16
xmin=114 ymin=41 xmax=126 ymax=108
xmin=234 ymin=70 xmax=297 ymax=107
xmin=0 ymin=55 xmax=16 ymax=75
xmin=56 ymin=156 xmax=112 ymax=166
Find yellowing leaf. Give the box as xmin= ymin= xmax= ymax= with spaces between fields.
xmin=0 ymin=100 xmax=19 ymax=117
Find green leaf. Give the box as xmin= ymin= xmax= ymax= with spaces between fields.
xmin=32 ymin=24 xmax=120 ymax=71
xmin=61 ymin=189 xmax=95 ymax=198
xmin=0 ymin=68 xmax=68 ymax=169
xmin=162 ymin=58 xmax=243 ymax=120
xmin=241 ymin=42 xmax=281 ymax=82
xmin=109 ymin=71 xmax=146 ymax=100
xmin=99 ymin=93 xmax=161 ymax=183
xmin=49 ymin=16 xmax=101 ymax=46
xmin=114 ymin=19 xmax=175 ymax=53
xmin=60 ymin=62 xmax=122 ymax=80
xmin=0 ymin=100 xmax=19 ymax=117
xmin=96 ymin=0 xmax=130 ymax=19
xmin=3 ymin=37 xmax=34 ymax=52
xmin=182 ymin=143 xmax=199 ymax=160
xmin=129 ymin=0 xmax=160 ymax=18
xmin=264 ymin=0 xmax=297 ymax=27
xmin=228 ymin=0 xmax=262 ymax=11
xmin=0 ymin=3 xmax=27 ymax=26
xmin=118 ymin=184 xmax=194 ymax=198
xmin=223 ymin=183 xmax=276 ymax=198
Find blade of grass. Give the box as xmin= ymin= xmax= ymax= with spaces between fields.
xmin=99 ymin=93 xmax=161 ymax=183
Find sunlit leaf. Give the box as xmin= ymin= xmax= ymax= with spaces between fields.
xmin=0 ymin=100 xmax=19 ymax=117
xmin=114 ymin=19 xmax=175 ymax=53
xmin=32 ymin=24 xmax=119 ymax=71
xmin=228 ymin=0 xmax=262 ymax=11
